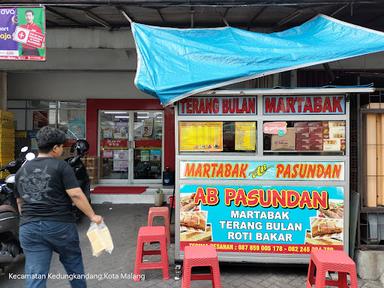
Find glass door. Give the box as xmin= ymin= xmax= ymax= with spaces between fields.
xmin=99 ymin=111 xmax=130 ymax=180
xmin=98 ymin=110 xmax=163 ymax=184
xmin=133 ymin=111 xmax=163 ymax=182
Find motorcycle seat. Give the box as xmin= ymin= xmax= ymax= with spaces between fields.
xmin=0 ymin=204 xmax=17 ymax=213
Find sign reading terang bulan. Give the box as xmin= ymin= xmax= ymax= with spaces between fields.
xmin=178 ymin=97 xmax=257 ymax=116
xmin=263 ymin=95 xmax=345 ymax=115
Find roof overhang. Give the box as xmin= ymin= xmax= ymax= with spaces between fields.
xmin=197 ymin=87 xmax=375 ymax=96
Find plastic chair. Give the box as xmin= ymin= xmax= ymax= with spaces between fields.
xmin=148 ymin=206 xmax=170 ymax=246
xmin=182 ymin=245 xmax=221 ymax=288
xmin=133 ymin=226 xmax=169 ymax=281
xmin=306 ymin=249 xmax=358 ymax=288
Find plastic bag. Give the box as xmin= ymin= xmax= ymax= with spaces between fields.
xmin=86 ymin=221 xmax=114 ymax=257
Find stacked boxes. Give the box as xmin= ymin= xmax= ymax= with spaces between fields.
xmin=271 ymin=121 xmax=346 ymax=152
xmin=324 ymin=122 xmax=346 ymax=151
xmin=327 ymin=121 xmax=346 ymax=151
xmin=308 ymin=122 xmax=323 ymax=151
xmin=294 ymin=122 xmax=310 ymax=151
xmin=294 ymin=122 xmax=324 ymax=151
xmin=0 ymin=111 xmax=15 ymax=179
xmin=84 ymin=157 xmax=99 ymax=186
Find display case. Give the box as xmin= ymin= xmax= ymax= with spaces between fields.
xmin=175 ymin=90 xmax=354 ymax=264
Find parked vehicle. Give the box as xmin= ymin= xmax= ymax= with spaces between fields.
xmin=0 ymin=147 xmax=35 ymax=272
xmin=64 ymin=139 xmax=91 ymax=221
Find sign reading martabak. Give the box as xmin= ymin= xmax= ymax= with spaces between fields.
xmin=0 ymin=7 xmax=46 ymax=61
xmin=263 ymin=95 xmax=345 ymax=115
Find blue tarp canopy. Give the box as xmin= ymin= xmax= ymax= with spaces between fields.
xmin=132 ymin=15 xmax=384 ymax=106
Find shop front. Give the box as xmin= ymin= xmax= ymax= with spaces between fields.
xmin=174 ymin=88 xmax=372 ymax=263
xmin=86 ymin=99 xmax=175 ymax=187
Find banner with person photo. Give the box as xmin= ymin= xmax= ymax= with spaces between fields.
xmin=0 ymin=6 xmax=45 ymax=61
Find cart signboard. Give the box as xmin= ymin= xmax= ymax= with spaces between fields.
xmin=179 ymin=96 xmax=257 ymax=116
xmin=180 ymin=160 xmax=345 ymax=181
xmin=176 ymin=92 xmax=350 ymax=264
xmin=263 ymin=95 xmax=346 ymax=115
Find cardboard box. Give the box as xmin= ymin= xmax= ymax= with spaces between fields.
xmin=308 ymin=122 xmax=322 ymax=127
xmin=294 ymin=122 xmax=308 ymax=127
xmin=59 ymin=147 xmax=75 ymax=160
xmin=271 ymin=128 xmax=295 ymax=151
xmin=0 ymin=128 xmax=15 ymax=136
xmin=329 ymin=126 xmax=345 ymax=139
xmin=296 ymin=138 xmax=310 ymax=145
xmin=329 ymin=121 xmax=345 ymax=128
xmin=323 ymin=139 xmax=341 ymax=151
xmin=0 ymin=110 xmax=14 ymax=120
xmin=295 ymin=126 xmax=309 ymax=133
xmin=296 ymin=132 xmax=309 ymax=139
xmin=341 ymin=139 xmax=346 ymax=151
xmin=86 ymin=166 xmax=98 ymax=177
xmin=85 ymin=157 xmax=99 ymax=167
xmin=309 ymin=139 xmax=323 ymax=146
xmin=310 ymin=144 xmax=323 ymax=151
xmin=89 ymin=175 xmax=98 ymax=185
xmin=296 ymin=144 xmax=311 ymax=151
xmin=309 ymin=126 xmax=323 ymax=134
xmin=309 ymin=134 xmax=323 ymax=140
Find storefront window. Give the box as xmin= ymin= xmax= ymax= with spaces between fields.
xmin=98 ymin=110 xmax=163 ymax=182
xmin=8 ymin=100 xmax=86 ymax=154
xmin=27 ymin=100 xmax=57 ymax=109
xmin=179 ymin=121 xmax=257 ymax=153
xmin=58 ymin=102 xmax=86 ymax=139
xmin=99 ymin=111 xmax=129 ymax=180
xmin=133 ymin=112 xmax=163 ymax=180
xmin=263 ymin=121 xmax=346 ymax=155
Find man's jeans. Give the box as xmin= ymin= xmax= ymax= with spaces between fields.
xmin=19 ymin=221 xmax=86 ymax=288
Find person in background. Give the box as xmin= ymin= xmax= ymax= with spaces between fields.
xmin=14 ymin=126 xmax=103 ymax=288
xmin=20 ymin=9 xmax=42 ymax=56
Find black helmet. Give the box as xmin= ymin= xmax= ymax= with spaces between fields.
xmin=71 ymin=139 xmax=89 ymax=156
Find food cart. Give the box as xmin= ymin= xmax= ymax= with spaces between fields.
xmin=175 ymin=87 xmax=373 ymax=264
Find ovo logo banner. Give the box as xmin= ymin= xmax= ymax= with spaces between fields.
xmin=0 ymin=7 xmax=46 ymax=61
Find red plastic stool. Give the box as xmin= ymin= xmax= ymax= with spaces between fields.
xmin=133 ymin=226 xmax=169 ymax=281
xmin=182 ymin=245 xmax=221 ymax=288
xmin=306 ymin=250 xmax=358 ymax=288
xmin=148 ymin=207 xmax=170 ymax=246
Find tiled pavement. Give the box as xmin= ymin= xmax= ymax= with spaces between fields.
xmin=0 ymin=204 xmax=382 ymax=288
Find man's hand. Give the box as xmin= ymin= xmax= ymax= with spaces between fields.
xmin=90 ymin=214 xmax=103 ymax=224
xmin=66 ymin=187 xmax=103 ymax=224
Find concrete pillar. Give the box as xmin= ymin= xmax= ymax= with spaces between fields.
xmin=0 ymin=72 xmax=7 ymax=110
xmin=356 ymin=250 xmax=384 ymax=283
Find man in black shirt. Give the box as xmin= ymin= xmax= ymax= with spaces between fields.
xmin=15 ymin=126 xmax=102 ymax=288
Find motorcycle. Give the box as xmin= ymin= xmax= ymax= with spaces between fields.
xmin=64 ymin=139 xmax=91 ymax=221
xmin=0 ymin=147 xmax=35 ymax=272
